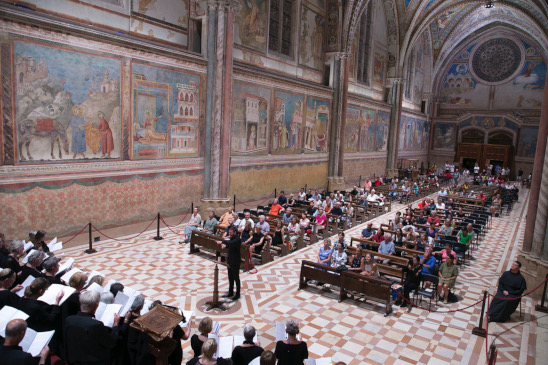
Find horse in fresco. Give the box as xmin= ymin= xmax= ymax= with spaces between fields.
xmin=18 ymin=118 xmax=69 ymax=160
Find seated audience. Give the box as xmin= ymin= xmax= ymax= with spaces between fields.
xmin=247 ymin=226 xmax=266 ymax=255
xmin=204 ymin=211 xmax=218 ymax=235
xmin=274 ymin=319 xmax=308 ymax=365
xmin=332 ymin=242 xmax=348 ymax=271
xmin=361 ymin=223 xmax=376 ymax=241
xmin=271 ymin=220 xmax=286 ymax=247
xmin=400 ymin=256 xmax=422 ymax=308
xmin=361 ymin=253 xmax=380 ymax=278
xmin=231 ymin=324 xmax=264 ymax=365
xmin=377 ymin=233 xmax=396 ymax=264
xmin=372 ymin=228 xmax=385 ymax=244
xmin=286 ymin=217 xmax=300 ymax=250
xmin=315 ymin=208 xmax=327 ymax=234
xmin=348 ymin=247 xmax=365 ymax=273
xmin=219 ymin=206 xmax=234 ymax=228
xmin=317 ymin=240 xmax=333 ymax=267
xmin=440 ymin=243 xmax=456 ymax=263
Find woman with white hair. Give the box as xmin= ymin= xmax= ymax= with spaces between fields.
xmin=186 ymin=338 xmax=231 ymax=365
xmin=274 ymin=319 xmax=308 ymax=365
xmin=19 ymin=249 xmax=46 ymax=283
xmin=43 ymin=256 xmax=66 ymax=286
xmin=231 ymin=324 xmax=264 ymax=365
xmin=4 ymin=240 xmax=25 ymax=277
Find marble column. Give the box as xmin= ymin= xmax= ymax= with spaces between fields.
xmin=202 ymin=0 xmax=239 ymax=212
xmin=523 ymin=84 xmax=548 ymax=252
xmin=386 ymin=78 xmax=405 ymax=176
xmin=327 ymin=52 xmax=350 ymax=191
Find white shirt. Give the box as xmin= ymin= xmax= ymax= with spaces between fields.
xmin=474 ymin=166 xmax=479 ymax=173
xmin=298 ymin=192 xmax=307 ymax=201
xmin=238 ymin=218 xmax=255 ymax=230
xmin=367 ymin=194 xmax=379 ymax=202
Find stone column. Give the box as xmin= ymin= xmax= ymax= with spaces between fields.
xmin=202 ymin=0 xmax=239 ymax=213
xmin=386 ymin=77 xmax=405 ymax=176
xmin=523 ymin=84 xmax=548 ymax=252
xmin=327 ymin=52 xmax=350 ymax=191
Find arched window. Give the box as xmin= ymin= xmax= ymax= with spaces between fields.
xmin=356 ymin=1 xmax=373 ymax=84
xmin=462 ymin=129 xmax=485 ymax=144
xmin=269 ymin=0 xmax=294 ymax=56
xmin=185 ymin=107 xmax=189 ymax=116
xmin=190 ymin=93 xmax=194 ymax=102
xmin=488 ymin=131 xmax=513 ymax=146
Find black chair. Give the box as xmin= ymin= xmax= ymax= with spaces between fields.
xmin=413 ymin=274 xmax=439 ymax=310
xmin=453 ymin=242 xmax=469 ymax=266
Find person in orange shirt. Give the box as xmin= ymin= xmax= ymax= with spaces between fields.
xmin=269 ymin=199 xmax=285 ymax=216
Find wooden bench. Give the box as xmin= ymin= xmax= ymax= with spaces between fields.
xmin=189 ymin=231 xmax=248 ymax=270
xmin=339 ymin=271 xmax=393 ymax=316
xmin=298 ymin=260 xmax=341 ymax=292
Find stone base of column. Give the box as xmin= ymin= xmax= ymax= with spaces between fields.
xmin=327 ymin=176 xmax=346 ymax=192
xmin=386 ymin=169 xmax=399 ymax=179
xmin=200 ymin=198 xmax=232 ymax=216
xmin=517 ymin=250 xmax=548 ymax=300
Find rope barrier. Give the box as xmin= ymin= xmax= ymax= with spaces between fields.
xmin=159 ymin=215 xmax=185 ymax=236
xmin=486 ymin=295 xmax=491 ymax=365
xmin=90 ymin=216 xmax=157 ymax=242
xmin=161 ymin=206 xmax=192 ymax=228
xmin=395 ymin=290 xmax=485 ymax=313
xmin=245 ymin=251 xmax=258 ymax=274
xmin=235 ymin=192 xmax=275 ymax=208
xmin=63 ymin=223 xmax=90 ymax=245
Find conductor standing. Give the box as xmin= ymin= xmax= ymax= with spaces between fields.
xmin=221 ymin=226 xmax=241 ymax=300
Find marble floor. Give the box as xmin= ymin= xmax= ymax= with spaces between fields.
xmin=57 ymin=188 xmax=541 ymax=364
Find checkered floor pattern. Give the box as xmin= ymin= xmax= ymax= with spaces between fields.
xmin=59 ymin=189 xmax=538 ymax=364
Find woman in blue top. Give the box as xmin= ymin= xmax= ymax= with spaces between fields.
xmin=426 ymin=222 xmax=439 ymax=240
xmin=317 ymin=239 xmax=333 ymax=265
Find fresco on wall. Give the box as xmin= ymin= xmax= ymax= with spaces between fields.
xmin=440 ymin=62 xmax=489 ymax=108
xmin=433 ymin=123 xmax=456 ymax=150
xmin=460 ymin=117 xmax=518 ymax=131
xmin=14 ymin=41 xmax=121 ymax=163
xmin=306 ymin=0 xmax=325 ymax=10
xmin=517 ymin=126 xmax=538 ymax=158
xmin=496 ymin=60 xmax=546 ymax=109
xmin=132 ymin=0 xmax=189 ymax=29
xmin=359 ymin=109 xmax=376 ymax=152
xmin=272 ymin=91 xmax=304 ymax=153
xmin=131 ymin=63 xmax=200 ymax=159
xmin=344 ymin=106 xmax=360 ymax=152
xmin=399 ymin=116 xmax=430 ymax=151
xmin=373 ymin=52 xmax=385 ymax=88
xmin=412 ymin=69 xmax=424 ymax=104
xmin=376 ymin=111 xmax=389 ymax=151
xmin=299 ymin=6 xmax=326 ymax=70
xmin=232 ymin=82 xmax=269 ymax=155
xmin=234 ymin=0 xmax=267 ymax=52
xmin=304 ymin=97 xmax=330 ymax=152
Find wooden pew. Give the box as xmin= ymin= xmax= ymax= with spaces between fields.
xmin=189 ymin=231 xmax=248 ymax=270
xmin=298 ymin=260 xmax=341 ymax=293
xmin=339 ymin=271 xmax=393 ymax=316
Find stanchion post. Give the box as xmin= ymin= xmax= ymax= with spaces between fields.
xmin=85 ymin=223 xmax=96 ymax=254
xmin=535 ymin=274 xmax=548 ymax=313
xmin=153 ymin=212 xmax=164 ymax=241
xmin=472 ymin=290 xmax=488 ymax=337
xmin=191 ymin=202 xmax=194 ymax=213
xmin=359 ymin=175 xmax=361 ymax=187
xmin=488 ymin=344 xmax=497 ymax=365
xmin=233 ymin=194 xmax=236 ymax=211
xmin=274 ymin=189 xmax=277 ymax=198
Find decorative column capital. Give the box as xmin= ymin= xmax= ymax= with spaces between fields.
xmin=208 ymin=0 xmax=242 ymax=12
xmin=389 ymin=77 xmax=406 ymax=86
xmin=334 ymin=52 xmax=351 ymax=60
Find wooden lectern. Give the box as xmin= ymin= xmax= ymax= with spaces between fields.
xmin=130 ymin=305 xmax=183 ymax=365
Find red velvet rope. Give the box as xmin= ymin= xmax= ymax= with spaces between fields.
xmin=62 ymin=223 xmax=91 ymax=245
xmin=161 ymin=207 xmax=192 ymax=228
xmin=489 ymin=275 xmax=548 ymax=301
xmin=90 ymin=216 xmax=157 ymax=242
xmin=235 ymin=192 xmax=275 ymax=208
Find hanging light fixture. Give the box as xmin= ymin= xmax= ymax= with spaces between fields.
xmin=484 ymin=0 xmax=495 ymax=8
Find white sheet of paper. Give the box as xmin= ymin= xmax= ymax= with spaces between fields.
xmin=48 ymin=241 xmax=63 ymax=253
xmin=61 ymin=268 xmax=82 ymax=284
xmin=233 ymin=334 xmax=258 ymax=347
xmin=38 ymin=284 xmax=75 ymax=305
xmin=248 ymin=357 xmax=261 ymax=365
xmin=16 ymin=275 xmax=35 ymax=297
xmin=22 ymin=249 xmax=37 ymax=265
xmin=24 ymin=241 xmax=33 ymax=252
xmin=218 ymin=336 xmax=233 ymax=359
xmin=48 ymin=237 xmax=57 ymax=246
xmin=180 ymin=310 xmax=193 ymax=328
xmin=96 ymin=303 xmax=122 ymax=327
xmin=276 ymin=321 xmax=287 ymax=342
xmin=102 ymin=279 xmax=117 ymax=293
xmin=21 ymin=328 xmax=55 ymax=357
xmin=305 ymin=358 xmax=332 ymax=365
xmin=0 ymin=306 xmax=29 ymax=337
xmin=123 ymin=286 xmax=138 ymax=297
xmin=140 ymin=299 xmax=154 ymax=315
xmin=86 ymin=282 xmax=103 ymax=294
xmin=58 ymin=258 xmax=75 ymax=274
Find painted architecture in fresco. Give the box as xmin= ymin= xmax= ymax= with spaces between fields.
xmin=360 ymin=109 xmax=377 ymax=152
xmin=399 ymin=116 xmax=430 ymax=151
xmin=376 ymin=111 xmax=389 ymax=151
xmin=304 ymin=98 xmax=330 ymax=152
xmin=232 ymin=82 xmax=269 ymax=154
xmin=273 ymin=91 xmax=304 ymax=153
xmin=131 ymin=63 xmax=200 ymax=158
xmin=517 ymin=126 xmax=539 ymax=158
xmin=14 ymin=41 xmax=122 ymax=163
xmin=433 ymin=123 xmax=457 ymax=150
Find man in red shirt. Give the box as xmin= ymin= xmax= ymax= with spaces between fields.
xmin=427 ymin=211 xmax=441 ymax=227
xmin=477 ymin=191 xmax=486 ymax=200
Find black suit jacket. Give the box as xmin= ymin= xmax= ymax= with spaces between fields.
xmin=225 ymin=236 xmax=241 ymax=267
xmin=0 ymin=345 xmax=39 ymax=365
xmin=64 ymin=311 xmax=120 ymax=364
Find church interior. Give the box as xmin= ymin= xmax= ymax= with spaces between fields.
xmin=1 ymin=0 xmax=548 ymax=364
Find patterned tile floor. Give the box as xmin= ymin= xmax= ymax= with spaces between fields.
xmin=58 ymin=188 xmax=539 ymax=364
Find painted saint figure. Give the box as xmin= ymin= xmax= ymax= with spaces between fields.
xmin=70 ymin=105 xmax=87 ymax=159
xmin=248 ymin=125 xmax=256 ymax=150
xmin=139 ymin=110 xmax=166 ymax=145
xmin=97 ymin=111 xmax=114 ymax=158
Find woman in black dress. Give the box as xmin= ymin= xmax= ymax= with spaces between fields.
xmin=191 ymin=317 xmax=213 ymax=357
xmin=187 ymin=338 xmax=231 ymax=365
xmin=400 ymin=256 xmax=422 ymax=308
xmin=0 ymin=268 xmax=22 ymax=309
xmin=271 ymin=220 xmax=285 ymax=247
xmin=274 ymin=319 xmax=308 ymax=365
xmin=348 ymin=246 xmax=365 ymax=273
xmin=231 ymin=324 xmax=264 ymax=365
